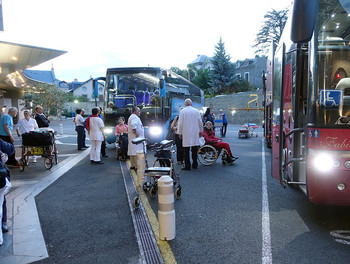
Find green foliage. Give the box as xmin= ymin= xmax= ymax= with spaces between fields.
xmin=210 ymin=37 xmax=235 ymax=93
xmin=66 ymin=93 xmax=89 ymax=102
xmin=216 ymin=79 xmax=252 ymax=95
xmin=192 ymin=68 xmax=211 ymax=94
xmin=252 ymin=8 xmax=289 ymax=55
xmin=186 ymin=64 xmax=197 ymax=82
xmin=21 ymin=83 xmax=69 ymax=115
xmin=169 ymin=67 xmax=189 ymax=80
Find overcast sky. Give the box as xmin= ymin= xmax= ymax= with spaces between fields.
xmin=0 ymin=0 xmax=292 ymax=82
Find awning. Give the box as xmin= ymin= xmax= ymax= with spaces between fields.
xmin=0 ymin=40 xmax=66 ymax=91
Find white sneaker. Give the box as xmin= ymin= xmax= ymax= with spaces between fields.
xmin=32 ymin=157 xmax=37 ymax=163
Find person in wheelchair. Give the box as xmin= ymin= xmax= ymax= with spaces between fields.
xmin=203 ymin=121 xmax=238 ymax=163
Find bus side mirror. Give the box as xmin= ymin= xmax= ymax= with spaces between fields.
xmin=290 ymin=0 xmax=317 ymax=43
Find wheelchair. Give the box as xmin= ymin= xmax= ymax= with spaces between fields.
xmin=197 ymin=143 xmax=230 ymax=166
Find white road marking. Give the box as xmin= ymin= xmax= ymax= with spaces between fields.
xmin=330 ymin=230 xmax=350 ymax=245
xmin=15 ymin=153 xmax=78 ymax=160
xmin=262 ymin=139 xmax=273 ymax=264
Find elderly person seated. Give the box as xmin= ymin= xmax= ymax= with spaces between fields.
xmin=202 ymin=121 xmax=238 ymax=163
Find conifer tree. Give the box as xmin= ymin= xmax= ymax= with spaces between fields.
xmin=252 ymin=8 xmax=288 ymax=55
xmin=210 ymin=37 xmax=235 ymax=94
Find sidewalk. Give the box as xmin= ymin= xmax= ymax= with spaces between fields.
xmin=32 ymin=151 xmax=140 ymax=264
xmin=0 ymin=148 xmax=91 ymax=263
xmin=0 ymin=117 xmax=143 ymax=263
xmin=0 ymin=119 xmax=88 ymax=263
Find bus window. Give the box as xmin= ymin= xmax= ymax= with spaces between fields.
xmin=315 ymin=1 xmax=350 ymax=125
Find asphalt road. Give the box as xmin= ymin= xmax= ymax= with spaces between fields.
xmin=3 ymin=121 xmax=350 ymax=263
xmin=140 ymin=126 xmax=350 ymax=263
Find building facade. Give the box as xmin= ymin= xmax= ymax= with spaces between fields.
xmin=69 ymin=78 xmax=104 ymax=102
xmin=189 ymin=55 xmax=214 ymax=70
xmin=234 ymin=56 xmax=267 ymax=89
xmin=188 ymin=54 xmax=267 ymax=89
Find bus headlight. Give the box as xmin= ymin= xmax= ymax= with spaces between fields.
xmin=149 ymin=126 xmax=162 ymax=136
xmin=104 ymin=128 xmax=113 ymax=134
xmin=313 ymin=153 xmax=334 ymax=172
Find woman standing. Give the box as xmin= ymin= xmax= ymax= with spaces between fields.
xmin=114 ymin=117 xmax=128 ymax=136
xmin=86 ymin=108 xmax=106 ymax=164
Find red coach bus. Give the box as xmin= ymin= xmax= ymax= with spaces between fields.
xmin=263 ymin=0 xmax=350 ymax=205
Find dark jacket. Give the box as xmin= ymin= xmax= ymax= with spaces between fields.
xmin=0 ymin=138 xmax=14 ymax=184
xmin=35 ymin=114 xmax=50 ymax=128
xmin=204 ymin=108 xmax=214 ymax=124
xmin=0 ymin=138 xmax=15 ymax=158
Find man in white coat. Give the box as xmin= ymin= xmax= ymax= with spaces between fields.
xmin=178 ymin=98 xmax=203 ymax=170
xmin=127 ymin=106 xmax=144 ymax=169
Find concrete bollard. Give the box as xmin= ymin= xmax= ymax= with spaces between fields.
xmin=158 ymin=176 xmax=175 ymax=240
xmin=59 ymin=124 xmax=63 ymax=135
xmin=136 ymin=150 xmax=145 ymax=187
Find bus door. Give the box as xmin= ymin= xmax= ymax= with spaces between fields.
xmin=271 ymin=43 xmax=287 ymax=187
xmin=265 ymin=42 xmax=276 ymax=148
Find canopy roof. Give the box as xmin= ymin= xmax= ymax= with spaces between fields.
xmin=0 ymin=40 xmax=66 ymax=91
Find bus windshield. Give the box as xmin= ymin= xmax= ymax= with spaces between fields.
xmin=316 ymin=0 xmax=350 ymax=125
xmin=106 ymin=68 xmax=161 ymax=111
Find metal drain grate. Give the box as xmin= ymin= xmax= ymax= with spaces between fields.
xmin=120 ymin=161 xmax=163 ymax=264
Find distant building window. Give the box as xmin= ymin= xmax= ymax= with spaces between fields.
xmin=82 ymin=86 xmax=87 ymax=91
xmin=244 ymin=72 xmax=249 ymax=81
xmin=98 ymin=87 xmax=103 ymax=92
xmin=236 ymin=74 xmax=241 ymax=79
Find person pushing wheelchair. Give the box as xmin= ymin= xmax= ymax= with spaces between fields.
xmin=202 ymin=121 xmax=238 ymax=164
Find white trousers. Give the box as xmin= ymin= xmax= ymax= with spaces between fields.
xmin=130 ymin=155 xmax=137 ymax=168
xmin=90 ymin=140 xmax=102 ymax=162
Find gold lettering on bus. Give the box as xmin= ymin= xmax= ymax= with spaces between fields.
xmin=324 ymin=137 xmax=350 ymax=149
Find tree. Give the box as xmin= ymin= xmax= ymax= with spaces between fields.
xmin=65 ymin=93 xmax=89 ymax=103
xmin=192 ymin=68 xmax=211 ymax=94
xmin=21 ymin=83 xmax=68 ymax=118
xmin=170 ymin=67 xmax=189 ymax=80
xmin=210 ymin=37 xmax=235 ymax=93
xmin=252 ymin=8 xmax=289 ymax=55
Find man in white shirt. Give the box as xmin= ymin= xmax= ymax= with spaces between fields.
xmin=178 ymin=98 xmax=203 ymax=170
xmin=127 ymin=106 xmax=144 ymax=169
xmin=87 ymin=107 xmax=106 ymax=164
xmin=16 ymin=110 xmax=39 ymax=162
